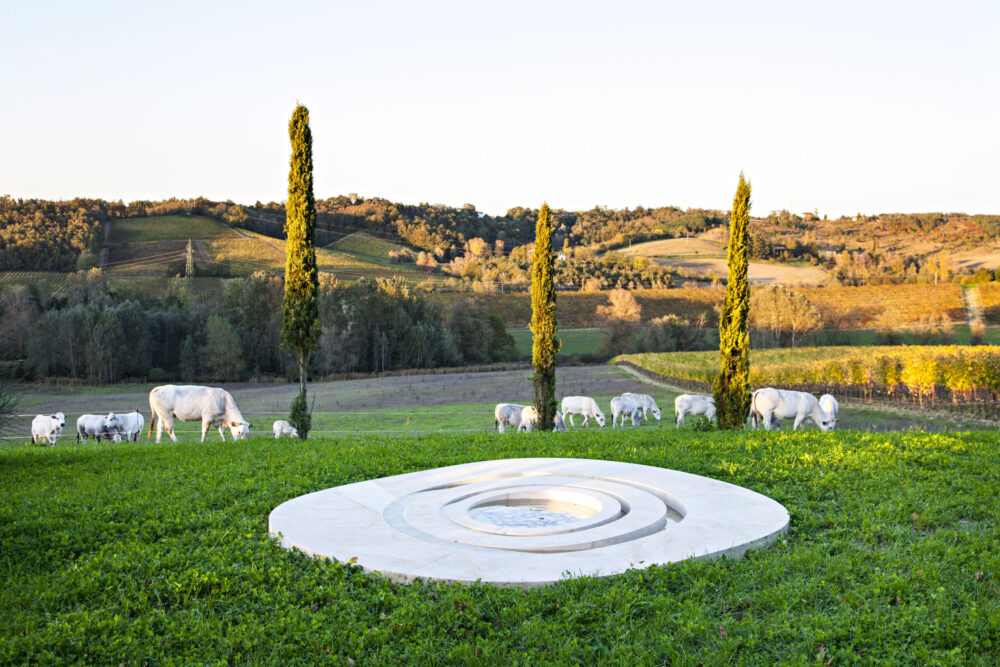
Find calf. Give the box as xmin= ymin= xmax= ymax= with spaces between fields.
xmin=273 ymin=420 xmax=299 ymax=439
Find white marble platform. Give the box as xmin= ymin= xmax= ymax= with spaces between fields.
xmin=268 ymin=458 xmax=790 ymax=588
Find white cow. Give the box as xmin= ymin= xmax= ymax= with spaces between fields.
xmin=552 ymin=411 xmax=567 ymax=432
xmin=750 ymin=388 xmax=835 ymax=431
xmin=147 ymin=385 xmax=253 ymax=443
xmin=114 ymin=411 xmax=145 ymax=442
xmin=273 ymin=420 xmax=299 ymax=439
xmin=560 ymin=396 xmax=606 ymax=427
xmin=610 ymin=396 xmax=643 ymax=428
xmin=30 ymin=412 xmax=66 ymax=445
xmin=622 ymin=393 xmax=661 ymax=422
xmin=76 ymin=412 xmax=124 ymax=444
xmin=819 ymin=394 xmax=839 ymax=428
xmin=494 ymin=403 xmax=527 ymax=434
xmin=519 ymin=405 xmax=539 ymax=432
xmin=674 ymin=394 xmax=716 ymax=428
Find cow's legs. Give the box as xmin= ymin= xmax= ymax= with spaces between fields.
xmin=161 ymin=415 xmax=179 ymax=443
xmin=676 ymin=410 xmax=685 ymax=428
xmin=200 ymin=419 xmax=211 ymax=442
xmin=792 ymin=414 xmax=805 ymax=430
xmin=217 ymin=425 xmax=227 ymax=441
xmin=565 ymin=413 xmax=575 ymax=427
xmin=762 ymin=410 xmax=775 ymax=431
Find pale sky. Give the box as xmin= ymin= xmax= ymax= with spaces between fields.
xmin=2 ymin=0 xmax=998 ymax=217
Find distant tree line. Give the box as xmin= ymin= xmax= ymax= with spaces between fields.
xmin=0 ymin=271 xmax=515 ymax=383
xmin=0 ymin=197 xmax=106 ymax=271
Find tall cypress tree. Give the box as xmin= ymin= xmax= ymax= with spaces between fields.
xmin=281 ymin=104 xmax=320 ymax=439
xmin=531 ymin=203 xmax=560 ymax=430
xmin=713 ymin=173 xmax=752 ymax=429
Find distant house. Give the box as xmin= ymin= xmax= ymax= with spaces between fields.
xmin=818 ymin=247 xmax=839 ymax=260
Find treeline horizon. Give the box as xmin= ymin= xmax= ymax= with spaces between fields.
xmin=0 ymin=271 xmax=518 ymax=384
xmin=5 ymin=193 xmax=997 ymax=274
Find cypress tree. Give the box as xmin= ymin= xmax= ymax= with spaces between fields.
xmin=281 ymin=104 xmax=320 ymax=439
xmin=713 ymin=173 xmax=752 ymax=429
xmin=531 ymin=203 xmax=560 ymax=430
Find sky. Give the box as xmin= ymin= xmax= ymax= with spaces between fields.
xmin=1 ymin=0 xmax=998 ymax=217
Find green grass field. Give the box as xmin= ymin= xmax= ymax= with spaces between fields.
xmin=509 ymin=328 xmax=607 ymax=358
xmin=110 ymin=215 xmax=238 ymax=244
xmin=329 ymin=231 xmax=411 ymax=259
xmin=2 ymin=426 xmax=998 ymax=664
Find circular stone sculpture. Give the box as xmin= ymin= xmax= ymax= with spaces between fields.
xmin=268 ymin=457 xmax=789 ymax=587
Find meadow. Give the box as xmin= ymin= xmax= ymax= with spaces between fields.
xmin=329 ymin=231 xmax=411 ymax=259
xmin=5 ymin=366 xmax=970 ymax=447
xmin=3 ymin=424 xmax=998 ymax=664
xmin=108 ymin=215 xmax=238 ymax=244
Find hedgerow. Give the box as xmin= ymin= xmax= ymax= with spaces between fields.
xmin=2 ymin=429 xmax=999 ymax=664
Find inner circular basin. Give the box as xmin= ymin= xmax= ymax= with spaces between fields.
xmin=468 ymin=499 xmax=594 ymax=528
xmin=466 ymin=488 xmax=601 ymax=529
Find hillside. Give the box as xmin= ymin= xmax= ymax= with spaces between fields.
xmin=616 ymin=237 xmax=830 ymax=286
xmin=98 ymin=215 xmax=441 ymax=285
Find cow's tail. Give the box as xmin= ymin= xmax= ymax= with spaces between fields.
xmin=147 ymin=390 xmax=157 ymax=439
xmin=748 ymin=390 xmax=760 ymax=429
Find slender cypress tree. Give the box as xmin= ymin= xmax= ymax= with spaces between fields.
xmin=281 ymin=104 xmax=320 ymax=439
xmin=531 ymin=203 xmax=560 ymax=430
xmin=713 ymin=173 xmax=752 ymax=428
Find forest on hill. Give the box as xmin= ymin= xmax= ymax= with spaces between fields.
xmin=2 ymin=195 xmax=999 ymax=288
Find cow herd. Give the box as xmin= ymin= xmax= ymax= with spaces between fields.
xmin=26 ymin=382 xmax=842 ymax=445
xmin=494 ymin=388 xmax=840 ymax=433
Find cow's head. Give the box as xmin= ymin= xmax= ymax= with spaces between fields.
xmin=105 ymin=412 xmax=122 ymax=431
xmin=230 ymin=421 xmax=254 ymax=440
xmin=52 ymin=412 xmax=66 ymax=428
xmin=650 ymin=407 xmax=661 ymax=421
xmin=595 ymin=411 xmax=606 ymax=427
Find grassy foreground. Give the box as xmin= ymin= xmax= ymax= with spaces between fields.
xmin=3 ymin=430 xmax=999 ymax=664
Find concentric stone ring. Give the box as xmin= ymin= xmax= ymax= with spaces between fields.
xmin=269 ymin=458 xmax=789 ymax=587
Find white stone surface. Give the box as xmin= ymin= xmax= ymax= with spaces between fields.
xmin=268 ymin=458 xmax=790 ymax=588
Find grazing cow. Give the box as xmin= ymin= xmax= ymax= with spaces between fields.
xmin=519 ymin=405 xmax=539 ymax=432
xmin=560 ymin=396 xmax=606 ymax=427
xmin=273 ymin=420 xmax=299 ymax=439
xmin=819 ymin=394 xmax=839 ymax=428
xmin=114 ymin=411 xmax=145 ymax=442
xmin=674 ymin=394 xmax=716 ymax=428
xmin=610 ymin=396 xmax=643 ymax=428
xmin=622 ymin=393 xmax=661 ymax=422
xmin=494 ymin=403 xmax=527 ymax=434
xmin=552 ymin=411 xmax=567 ymax=432
xmin=147 ymin=385 xmax=254 ymax=443
xmin=749 ymin=388 xmax=835 ymax=431
xmin=31 ymin=412 xmax=66 ymax=445
xmin=76 ymin=412 xmax=124 ymax=444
